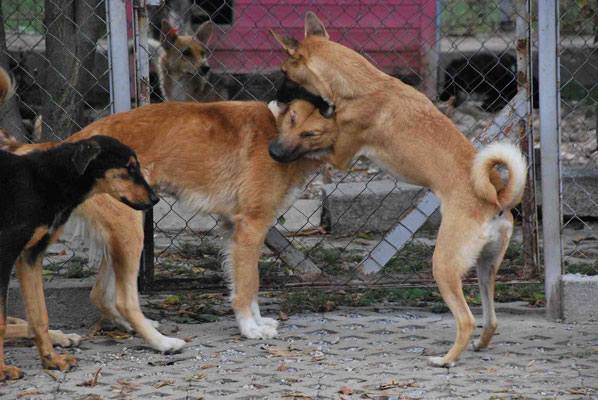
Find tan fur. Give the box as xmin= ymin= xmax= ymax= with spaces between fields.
xmin=0 ymin=67 xmax=14 ymax=104
xmin=157 ymin=20 xmax=227 ymax=101
xmin=271 ymin=12 xmax=527 ymax=367
xmin=6 ymin=101 xmax=323 ymax=348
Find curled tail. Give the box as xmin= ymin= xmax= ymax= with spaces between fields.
xmin=0 ymin=67 xmax=14 ymax=104
xmin=471 ymin=142 xmax=527 ymax=210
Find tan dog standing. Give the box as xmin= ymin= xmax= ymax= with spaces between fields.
xmin=2 ymin=100 xmax=326 ymax=352
xmin=270 ymin=13 xmax=527 ymax=367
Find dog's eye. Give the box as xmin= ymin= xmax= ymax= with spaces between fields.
xmin=181 ymin=48 xmax=193 ymax=57
xmin=300 ymin=131 xmax=317 ymax=138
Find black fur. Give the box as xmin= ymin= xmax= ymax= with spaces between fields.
xmin=439 ymin=53 xmax=539 ymax=112
xmin=275 ymin=75 xmax=335 ymax=118
xmin=0 ymin=135 xmax=157 ymax=337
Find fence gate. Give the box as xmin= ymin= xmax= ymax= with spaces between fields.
xmin=0 ymin=1 xmax=548 ymax=299
xmin=118 ymin=0 xmax=540 ymax=293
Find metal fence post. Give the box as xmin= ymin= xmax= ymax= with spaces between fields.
xmin=515 ymin=0 xmax=540 ymax=278
xmin=106 ymin=0 xmax=132 ymax=113
xmin=538 ymin=0 xmax=563 ymax=320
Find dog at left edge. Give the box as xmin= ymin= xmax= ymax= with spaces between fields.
xmin=0 ymin=67 xmax=159 ymax=380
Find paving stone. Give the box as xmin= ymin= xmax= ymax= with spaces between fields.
xmin=1 ymin=310 xmax=597 ymax=399
xmin=562 ymin=273 xmax=598 ymax=323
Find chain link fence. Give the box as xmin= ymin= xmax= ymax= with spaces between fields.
xmin=130 ymin=0 xmax=541 ymax=294
xmin=8 ymin=1 xmax=590 ymax=302
xmin=558 ymin=0 xmax=598 ymax=277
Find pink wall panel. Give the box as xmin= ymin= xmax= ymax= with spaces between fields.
xmin=208 ymin=1 xmax=436 ymax=75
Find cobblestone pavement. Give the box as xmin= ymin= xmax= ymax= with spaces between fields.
xmin=1 ymin=308 xmax=597 ymax=399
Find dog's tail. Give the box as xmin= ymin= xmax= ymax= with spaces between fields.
xmin=0 ymin=67 xmax=15 ymax=104
xmin=471 ymin=142 xmax=527 ymax=210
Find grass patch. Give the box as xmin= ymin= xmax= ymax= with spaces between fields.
xmin=566 ymin=260 xmax=598 ymax=276
xmin=308 ymin=247 xmax=364 ymax=275
xmin=384 ymin=242 xmax=434 ymax=274
xmin=279 ymin=283 xmax=544 ymax=314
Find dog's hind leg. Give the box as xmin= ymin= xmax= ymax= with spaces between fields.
xmin=473 ymin=212 xmax=513 ymax=351
xmin=428 ymin=212 xmax=488 ymax=368
xmin=15 ymin=257 xmax=77 ymax=371
xmin=229 ymin=214 xmax=278 ymax=339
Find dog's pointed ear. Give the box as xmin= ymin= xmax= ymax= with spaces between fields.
xmin=72 ymin=141 xmax=102 ymax=175
xmin=270 ymin=30 xmax=299 ymax=57
xmin=305 ymin=12 xmax=328 ymax=39
xmin=194 ymin=21 xmax=213 ymax=45
xmin=160 ymin=19 xmax=178 ymax=47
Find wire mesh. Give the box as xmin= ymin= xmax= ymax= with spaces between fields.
xmin=558 ymin=0 xmax=598 ymax=276
xmin=0 ymin=0 xmax=552 ymax=292
xmin=130 ymin=0 xmax=539 ymax=290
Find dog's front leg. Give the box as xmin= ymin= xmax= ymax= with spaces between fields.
xmin=229 ymin=215 xmax=278 ymax=339
xmin=0 ymin=257 xmax=24 ymax=380
xmin=15 ymin=258 xmax=77 ymax=371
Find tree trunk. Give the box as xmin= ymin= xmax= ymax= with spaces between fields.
xmin=42 ymin=0 xmax=104 ymax=141
xmin=0 ymin=1 xmax=27 ymax=141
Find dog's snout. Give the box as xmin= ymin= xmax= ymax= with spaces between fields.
xmin=200 ymin=65 xmax=211 ymax=75
xmin=149 ymin=190 xmax=160 ymax=206
xmin=268 ymin=140 xmax=286 ymax=162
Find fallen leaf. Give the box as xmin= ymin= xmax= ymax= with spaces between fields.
xmin=111 ymin=379 xmax=140 ymax=394
xmin=186 ymin=373 xmax=205 ymax=382
xmin=153 ymin=379 xmax=175 ymax=389
xmin=278 ymin=311 xmax=289 ymax=321
xmin=163 ymin=295 xmax=181 ymax=306
xmin=17 ymin=390 xmax=42 ymax=399
xmin=77 ymin=367 xmax=102 ymax=387
xmin=200 ymin=363 xmax=217 ymax=369
xmin=378 ymin=380 xmax=418 ymax=390
xmin=339 ymin=386 xmax=353 ymax=395
xmin=568 ymin=387 xmax=592 ymax=395
xmin=282 ymin=392 xmax=312 ymax=399
xmin=105 ymin=330 xmax=131 ymax=340
xmin=277 ymin=362 xmax=289 ymax=371
xmin=263 ymin=345 xmax=296 ymax=358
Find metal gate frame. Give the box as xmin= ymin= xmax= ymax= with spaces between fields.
xmin=106 ymin=0 xmax=545 ymax=294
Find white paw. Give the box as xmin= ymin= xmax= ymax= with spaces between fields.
xmin=428 ymin=356 xmax=455 ymax=368
xmin=54 ymin=332 xmax=82 ymax=348
xmin=472 ymin=339 xmax=482 ymax=352
xmin=62 ymin=333 xmax=83 ymax=347
xmin=146 ymin=318 xmax=160 ymax=329
xmin=239 ymin=318 xmax=278 ymax=339
xmin=152 ymin=336 xmax=186 ymax=353
xmin=256 ymin=317 xmax=279 ymax=329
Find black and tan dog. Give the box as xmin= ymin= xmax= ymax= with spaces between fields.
xmin=270 ymin=12 xmax=527 ymax=367
xmin=0 ymin=71 xmax=158 ymax=379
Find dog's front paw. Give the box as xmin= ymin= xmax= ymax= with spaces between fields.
xmin=239 ymin=318 xmax=278 ymax=339
xmin=42 ymin=352 xmax=77 ymax=371
xmin=256 ymin=317 xmax=279 ymax=329
xmin=427 ymin=356 xmax=455 ymax=368
xmin=154 ymin=336 xmax=186 ymax=354
xmin=0 ymin=364 xmax=23 ymax=381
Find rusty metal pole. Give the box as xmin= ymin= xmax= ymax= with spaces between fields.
xmin=133 ymin=0 xmax=158 ymax=291
xmin=515 ymin=0 xmax=540 ymax=278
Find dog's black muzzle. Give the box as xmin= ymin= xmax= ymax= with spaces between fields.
xmin=199 ymin=65 xmax=211 ymax=76
xmin=275 ymin=75 xmax=335 ymax=118
xmin=120 ymin=188 xmax=160 ymax=211
xmin=268 ymin=140 xmax=304 ymax=164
